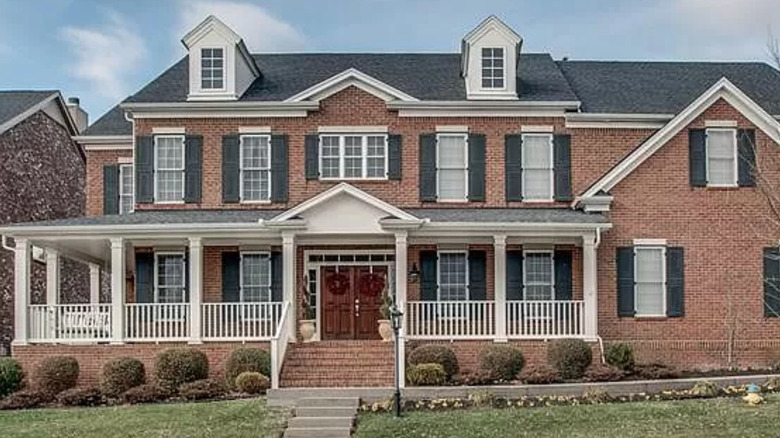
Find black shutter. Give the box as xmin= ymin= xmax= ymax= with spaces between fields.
xmin=183 ymin=251 xmax=190 ymax=302
xmin=506 ymin=250 xmax=524 ymax=300
xmin=616 ymin=247 xmax=635 ymax=317
xmin=388 ymin=134 xmax=402 ymax=180
xmin=184 ymin=135 xmax=202 ymax=203
xmin=222 ymin=252 xmax=240 ymax=302
xmin=419 ymin=251 xmax=437 ymax=301
xmin=666 ymin=247 xmax=684 ymax=317
xmin=222 ymin=135 xmax=240 ymax=203
xmin=103 ymin=164 xmax=119 ymax=215
xmin=505 ymin=134 xmax=523 ymax=201
xmin=468 ymin=134 xmax=486 ymax=202
xmin=553 ymin=135 xmax=572 ymax=201
xmin=135 ymin=136 xmax=154 ymax=203
xmin=271 ymin=135 xmax=288 ymax=203
xmin=554 ymin=250 xmax=572 ymax=301
xmin=738 ymin=129 xmax=756 ymax=187
xmin=468 ymin=250 xmax=486 ymax=300
xmin=764 ymin=247 xmax=780 ymax=317
xmin=271 ymin=252 xmax=283 ymax=302
xmin=689 ymin=129 xmax=707 ymax=187
xmin=419 ymin=134 xmax=437 ymax=201
xmin=304 ymin=135 xmax=319 ymax=180
xmin=135 ymin=252 xmax=154 ymax=304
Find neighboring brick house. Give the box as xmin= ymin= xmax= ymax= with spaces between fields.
xmin=0 ymin=91 xmax=88 ymax=354
xmin=6 ymin=15 xmax=780 ymax=387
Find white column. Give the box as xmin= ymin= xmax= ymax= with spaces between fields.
xmin=45 ymin=249 xmax=60 ymax=340
xmin=583 ymin=233 xmax=599 ymax=339
xmin=282 ymin=232 xmax=296 ymax=341
xmin=493 ymin=234 xmax=508 ymax=342
xmin=89 ymin=263 xmax=101 ymax=304
xmin=110 ymin=238 xmax=126 ymax=344
xmin=12 ymin=238 xmax=31 ymax=345
xmin=188 ymin=237 xmax=203 ymax=344
xmin=394 ymin=231 xmax=408 ymax=388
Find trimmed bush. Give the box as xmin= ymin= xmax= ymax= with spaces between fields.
xmin=606 ymin=343 xmax=635 ymax=372
xmin=56 ymin=387 xmax=104 ymax=407
xmin=0 ymin=357 xmax=24 ymax=398
xmin=518 ymin=364 xmax=561 ymax=384
xmin=120 ymin=384 xmax=172 ymax=405
xmin=154 ymin=348 xmax=208 ymax=391
xmin=407 ymin=363 xmax=447 ymax=386
xmin=101 ymin=357 xmax=146 ymax=398
xmin=224 ymin=348 xmax=271 ymax=389
xmin=0 ymin=389 xmax=51 ymax=410
xmin=407 ymin=344 xmax=459 ymax=380
xmin=583 ymin=363 xmax=625 ymax=382
xmin=478 ymin=345 xmax=525 ymax=382
xmin=235 ymin=372 xmax=270 ymax=395
xmin=179 ymin=378 xmax=228 ymax=401
xmin=35 ymin=356 xmax=79 ymax=395
xmin=547 ymin=339 xmax=592 ymax=380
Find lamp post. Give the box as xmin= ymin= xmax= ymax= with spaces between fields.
xmin=389 ymin=303 xmax=403 ymax=418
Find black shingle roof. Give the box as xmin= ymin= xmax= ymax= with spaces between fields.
xmin=82 ymin=104 xmax=132 ymax=136
xmin=0 ymin=90 xmax=56 ymax=128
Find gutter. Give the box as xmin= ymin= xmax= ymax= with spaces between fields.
xmin=387 ymin=100 xmax=581 ymax=111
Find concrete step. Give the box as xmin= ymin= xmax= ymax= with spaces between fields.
xmin=288 ymin=417 xmax=354 ymax=429
xmin=284 ymin=428 xmax=352 ymax=438
xmin=295 ymin=406 xmax=357 ymax=418
xmin=296 ymin=397 xmax=360 ymax=408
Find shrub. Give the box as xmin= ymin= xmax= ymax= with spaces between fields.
xmin=154 ymin=348 xmax=208 ymax=391
xmin=606 ymin=343 xmax=635 ymax=372
xmin=547 ymin=339 xmax=592 ymax=380
xmin=452 ymin=370 xmax=493 ymax=386
xmin=518 ymin=364 xmax=561 ymax=384
xmin=224 ymin=348 xmax=271 ymax=390
xmin=0 ymin=389 xmax=50 ymax=410
xmin=407 ymin=344 xmax=459 ymax=380
xmin=583 ymin=363 xmax=625 ymax=382
xmin=179 ymin=378 xmax=228 ymax=401
xmin=56 ymin=387 xmax=104 ymax=407
xmin=407 ymin=363 xmax=447 ymax=386
xmin=100 ymin=357 xmax=145 ymax=398
xmin=35 ymin=356 xmax=79 ymax=395
xmin=478 ymin=345 xmax=525 ymax=382
xmin=235 ymin=372 xmax=270 ymax=395
xmin=0 ymin=357 xmax=24 ymax=398
xmin=120 ymin=384 xmax=172 ymax=405
xmin=634 ymin=363 xmax=681 ymax=380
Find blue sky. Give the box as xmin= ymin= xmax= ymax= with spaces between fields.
xmin=0 ymin=0 xmax=778 ymax=119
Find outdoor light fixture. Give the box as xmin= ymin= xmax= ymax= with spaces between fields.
xmin=407 ymin=263 xmax=420 ymax=283
xmin=389 ymin=303 xmax=404 ymax=418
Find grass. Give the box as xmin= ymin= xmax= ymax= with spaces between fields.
xmin=0 ymin=398 xmax=290 ymax=438
xmin=355 ymin=393 xmax=780 ymax=438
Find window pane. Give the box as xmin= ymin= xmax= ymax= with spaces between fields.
xmin=119 ymin=164 xmax=134 ymax=214
xmin=439 ymin=253 xmax=467 ymax=301
xmin=707 ymin=130 xmax=735 ymax=185
xmin=524 ymin=252 xmax=553 ymax=301
xmin=343 ymin=136 xmax=363 ymax=178
xmin=437 ymin=135 xmax=466 ymax=167
xmin=241 ymin=253 xmax=271 ymax=302
xmin=635 ymin=248 xmax=663 ymax=282
xmin=636 ymin=283 xmax=664 ymax=315
xmin=522 ymin=135 xmax=552 ymax=168
xmin=524 ymin=170 xmax=552 ymax=200
xmin=481 ymin=47 xmax=504 ymax=89
xmin=201 ymin=48 xmax=224 ymax=89
xmin=438 ymin=169 xmax=466 ymax=200
xmin=157 ymin=255 xmax=184 ymax=303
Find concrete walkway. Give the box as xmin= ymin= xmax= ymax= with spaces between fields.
xmin=283 ymin=397 xmax=358 ymax=438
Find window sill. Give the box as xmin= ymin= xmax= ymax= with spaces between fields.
xmin=632 ymin=315 xmax=668 ymax=321
xmin=153 ymin=201 xmax=185 ymax=205
xmin=703 ymin=186 xmax=740 ymax=191
xmin=240 ymin=200 xmax=271 ymax=205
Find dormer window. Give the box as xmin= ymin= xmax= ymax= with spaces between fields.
xmin=481 ymin=47 xmax=505 ymax=89
xmin=201 ymin=48 xmax=224 ymax=90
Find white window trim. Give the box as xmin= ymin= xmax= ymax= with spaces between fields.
xmin=200 ymin=47 xmax=227 ymax=92
xmin=522 ymin=250 xmax=555 ymax=301
xmin=480 ymin=46 xmax=507 ymax=91
xmin=705 ymin=128 xmax=738 ymax=188
xmin=633 ymin=245 xmax=667 ymax=317
xmin=239 ymin=251 xmax=272 ymax=303
xmin=318 ymin=134 xmax=389 ymax=181
xmin=153 ymin=251 xmax=187 ymax=304
xmin=153 ymin=135 xmax=185 ymax=204
xmin=436 ymin=250 xmax=469 ymax=302
xmin=239 ymin=134 xmax=272 ymax=204
xmin=436 ymin=133 xmax=469 ymax=202
xmin=118 ymin=163 xmax=134 ymax=214
xmin=521 ymin=133 xmax=555 ymax=202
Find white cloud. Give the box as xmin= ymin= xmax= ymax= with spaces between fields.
xmin=60 ymin=12 xmax=147 ymax=100
xmin=178 ymin=1 xmax=306 ymax=52
xmin=673 ymin=0 xmax=780 ymax=35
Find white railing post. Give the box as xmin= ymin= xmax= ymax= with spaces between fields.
xmin=271 ymin=301 xmax=291 ymax=389
xmin=394 ymin=232 xmax=407 ymax=388
xmin=110 ymin=237 xmax=125 ymax=344
xmin=188 ymin=237 xmax=203 ymax=344
xmin=583 ymin=233 xmax=599 ymax=340
xmin=45 ymin=248 xmax=60 ymax=340
xmin=12 ymin=238 xmax=30 ymax=346
xmin=493 ymin=235 xmax=507 ymax=342
xmin=89 ymin=263 xmax=101 ymax=304
xmin=282 ymin=232 xmax=296 ymax=342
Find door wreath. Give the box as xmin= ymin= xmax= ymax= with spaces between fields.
xmin=325 ymin=271 xmax=350 ymax=296
xmin=358 ymin=272 xmax=386 ymax=298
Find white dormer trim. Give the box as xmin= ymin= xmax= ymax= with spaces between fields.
xmin=461 ymin=15 xmax=522 ymax=101
xmin=284 ymin=68 xmax=418 ymax=103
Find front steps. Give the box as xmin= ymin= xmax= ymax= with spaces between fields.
xmin=280 ymin=340 xmax=394 ymax=387
xmin=283 ymin=397 xmax=358 ymax=438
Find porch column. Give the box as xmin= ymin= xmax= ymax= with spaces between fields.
xmin=394 ymin=231 xmax=407 ymax=388
xmin=583 ymin=233 xmax=598 ymax=339
xmin=89 ymin=263 xmax=101 ymax=304
xmin=45 ymin=249 xmax=60 ymax=340
xmin=110 ymin=237 xmax=125 ymax=344
xmin=282 ymin=232 xmax=296 ymax=341
xmin=12 ymin=238 xmax=31 ymax=345
xmin=188 ymin=237 xmax=203 ymax=344
xmin=493 ymin=234 xmax=507 ymax=342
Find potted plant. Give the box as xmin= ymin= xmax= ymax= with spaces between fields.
xmin=299 ymin=277 xmax=316 ymax=342
xmin=378 ymin=283 xmax=393 ymax=342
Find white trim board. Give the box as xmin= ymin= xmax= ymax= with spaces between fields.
xmin=284 ymin=68 xmax=418 ymax=103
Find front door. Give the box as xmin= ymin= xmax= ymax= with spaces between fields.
xmin=321 ymin=266 xmax=387 ymax=340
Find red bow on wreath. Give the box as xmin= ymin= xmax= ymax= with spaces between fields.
xmin=325 ymin=272 xmax=350 ymax=296
xmin=358 ymin=273 xmax=386 ymax=298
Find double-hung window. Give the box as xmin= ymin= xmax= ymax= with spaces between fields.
xmin=523 ymin=251 xmax=554 ymax=301
xmin=201 ymin=48 xmax=224 ymax=90
xmin=436 ymin=134 xmax=468 ymax=201
xmin=119 ymin=164 xmax=134 ymax=214
xmin=481 ymin=47 xmax=505 ymax=89
xmin=319 ymin=134 xmax=387 ymax=179
xmin=241 ymin=252 xmax=272 ymax=320
xmin=155 ymin=253 xmax=186 ymax=304
xmin=438 ymin=252 xmax=468 ymax=301
xmin=634 ymin=246 xmax=666 ymax=316
xmin=706 ymin=128 xmax=737 ymax=186
xmin=154 ymin=136 xmax=185 ymax=203
xmin=522 ymin=134 xmax=554 ymax=201
xmin=240 ymin=135 xmax=271 ymax=202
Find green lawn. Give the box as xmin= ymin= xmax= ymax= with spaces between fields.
xmin=356 ymin=394 xmax=780 ymax=438
xmin=0 ymin=398 xmax=290 ymax=438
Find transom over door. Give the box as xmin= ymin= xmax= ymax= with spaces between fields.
xmin=321 ymin=266 xmax=387 ymax=340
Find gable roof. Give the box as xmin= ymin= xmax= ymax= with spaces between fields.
xmin=284 ymin=68 xmax=419 ymax=102
xmin=82 ymin=104 xmax=132 ymax=136
xmin=0 ymin=90 xmax=84 ymax=138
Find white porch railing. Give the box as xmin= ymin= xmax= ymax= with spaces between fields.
xmin=202 ymin=302 xmax=284 ymax=341
xmin=270 ymin=301 xmax=293 ymax=389
xmin=28 ymin=304 xmax=112 ymax=342
xmin=124 ymin=303 xmax=190 ymax=341
xmin=406 ymin=301 xmax=496 ymax=339
xmin=506 ymin=300 xmax=585 ymax=338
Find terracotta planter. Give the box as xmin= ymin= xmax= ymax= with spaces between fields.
xmin=299 ymin=319 xmax=316 ymax=342
xmin=378 ymin=319 xmax=393 ymax=342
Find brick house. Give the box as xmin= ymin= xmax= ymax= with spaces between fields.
xmin=6 ymin=15 xmax=780 ymax=387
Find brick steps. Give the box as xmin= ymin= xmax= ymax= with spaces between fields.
xmin=281 ymin=340 xmax=394 ymax=387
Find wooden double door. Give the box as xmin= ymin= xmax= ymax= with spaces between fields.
xmin=321 ymin=266 xmax=387 ymax=340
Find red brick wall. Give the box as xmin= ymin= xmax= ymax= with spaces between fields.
xmin=86 ymin=149 xmax=132 ymax=216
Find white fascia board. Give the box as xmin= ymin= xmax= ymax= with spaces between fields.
xmin=462 ymin=16 xmax=522 ymax=45
xmin=565 ymin=113 xmax=672 ymax=129
xmin=284 ymin=68 xmax=418 ymax=103
xmin=412 ymin=221 xmax=611 ymax=237
xmin=0 ymin=222 xmax=279 ymax=239
xmin=390 ymin=100 xmax=579 ymax=118
xmin=181 ymin=15 xmax=241 ymax=49
xmin=122 ymin=101 xmax=317 ymax=119
xmin=74 ymin=135 xmax=133 ymax=145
